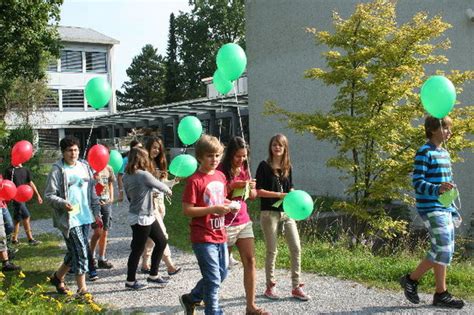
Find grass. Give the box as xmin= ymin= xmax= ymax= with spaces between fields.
xmin=165 ymin=182 xmax=474 ymax=301
xmin=5 ymin=233 xmax=64 ymax=287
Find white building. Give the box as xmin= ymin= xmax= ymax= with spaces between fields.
xmin=5 ymin=26 xmax=119 ymax=150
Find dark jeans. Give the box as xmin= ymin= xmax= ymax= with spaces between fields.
xmin=190 ymin=242 xmax=228 ymax=315
xmin=127 ymin=219 xmax=167 ymax=282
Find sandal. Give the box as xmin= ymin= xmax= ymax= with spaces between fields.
xmin=246 ymin=307 xmax=270 ymax=315
xmin=167 ymin=266 xmax=182 ymax=276
xmin=49 ymin=272 xmax=71 ymax=295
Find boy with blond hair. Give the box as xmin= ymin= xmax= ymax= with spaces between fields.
xmin=180 ymin=134 xmax=232 ymax=315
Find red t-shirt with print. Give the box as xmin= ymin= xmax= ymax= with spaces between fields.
xmin=182 ymin=170 xmax=228 ymax=244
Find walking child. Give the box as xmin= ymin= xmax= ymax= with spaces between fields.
xmin=255 ymin=133 xmax=310 ymax=301
xmin=180 ymin=134 xmax=232 ymax=315
xmin=400 ymin=115 xmax=464 ymax=309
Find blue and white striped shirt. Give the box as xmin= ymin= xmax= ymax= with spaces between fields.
xmin=412 ymin=142 xmax=454 ymax=213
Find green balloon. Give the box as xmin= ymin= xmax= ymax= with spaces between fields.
xmin=420 ymin=76 xmax=456 ymax=119
xmin=283 ymin=190 xmax=314 ymax=221
xmin=178 ymin=116 xmax=203 ymax=145
xmin=85 ymin=77 xmax=112 ymax=109
xmin=213 ymin=69 xmax=233 ymax=95
xmin=108 ymin=150 xmax=123 ymax=174
xmin=169 ymin=154 xmax=198 ymax=178
xmin=216 ymin=43 xmax=247 ymax=81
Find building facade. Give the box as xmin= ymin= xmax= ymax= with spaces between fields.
xmin=246 ymin=0 xmax=474 ymax=235
xmin=5 ymin=26 xmax=119 ymax=149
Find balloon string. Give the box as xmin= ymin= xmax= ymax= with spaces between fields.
xmin=439 ymin=119 xmax=462 ymax=212
xmin=83 ymin=116 xmax=96 ymax=160
xmin=233 ymin=82 xmax=245 ymax=141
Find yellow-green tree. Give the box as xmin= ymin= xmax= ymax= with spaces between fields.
xmin=265 ymin=0 xmax=474 ymax=238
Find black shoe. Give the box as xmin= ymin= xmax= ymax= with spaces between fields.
xmin=28 ymin=239 xmax=41 ymax=246
xmin=11 ymin=239 xmax=19 ymax=245
xmin=400 ymin=274 xmax=420 ymax=304
xmin=2 ymin=261 xmax=21 ymax=272
xmin=97 ymin=259 xmax=113 ymax=269
xmin=140 ymin=267 xmax=150 ymax=274
xmin=180 ymin=293 xmax=196 ymax=315
xmin=433 ymin=291 xmax=465 ymax=309
xmin=125 ymin=281 xmax=147 ymax=290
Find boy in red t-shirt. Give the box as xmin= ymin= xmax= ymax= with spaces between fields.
xmin=180 ymin=135 xmax=233 ymax=315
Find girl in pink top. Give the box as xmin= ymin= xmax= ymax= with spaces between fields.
xmin=219 ymin=137 xmax=267 ymax=315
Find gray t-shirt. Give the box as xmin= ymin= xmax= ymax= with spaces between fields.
xmin=123 ymin=170 xmax=172 ymax=225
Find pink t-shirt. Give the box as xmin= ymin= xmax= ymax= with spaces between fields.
xmin=217 ymin=164 xmax=251 ymax=226
xmin=182 ymin=170 xmax=227 ymax=244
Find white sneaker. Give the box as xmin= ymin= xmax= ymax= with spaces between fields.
xmin=228 ymin=253 xmax=239 ymax=269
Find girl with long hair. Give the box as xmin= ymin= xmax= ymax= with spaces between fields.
xmin=141 ymin=136 xmax=181 ymax=275
xmin=218 ymin=137 xmax=267 ymax=315
xmin=123 ymin=147 xmax=172 ymax=290
xmin=255 ymin=134 xmax=310 ymax=301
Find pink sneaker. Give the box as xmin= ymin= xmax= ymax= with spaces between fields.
xmin=264 ymin=282 xmax=280 ymax=300
xmin=292 ymin=284 xmax=310 ymax=301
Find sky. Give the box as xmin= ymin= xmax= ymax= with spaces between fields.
xmin=60 ymin=0 xmax=191 ymax=89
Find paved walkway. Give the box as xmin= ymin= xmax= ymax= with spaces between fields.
xmin=28 ymin=201 xmax=472 ymax=314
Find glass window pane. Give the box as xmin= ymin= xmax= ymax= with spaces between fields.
xmin=62 ymin=89 xmax=84 ymax=109
xmin=60 ymin=50 xmax=82 ymax=72
xmin=86 ymin=52 xmax=107 ymax=73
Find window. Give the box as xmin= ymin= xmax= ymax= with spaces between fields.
xmin=47 ymin=59 xmax=58 ymax=72
xmin=86 ymin=52 xmax=107 ymax=73
xmin=44 ymin=89 xmax=59 ymax=109
xmin=62 ymin=89 xmax=84 ymax=109
xmin=60 ymin=50 xmax=82 ymax=72
xmin=164 ymin=123 xmax=174 ymax=148
xmin=37 ymin=129 xmax=59 ymax=148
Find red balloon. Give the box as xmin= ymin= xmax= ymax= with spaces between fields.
xmin=87 ymin=144 xmax=109 ymax=172
xmin=14 ymin=184 xmax=34 ymax=203
xmin=12 ymin=140 xmax=33 ymax=166
xmin=0 ymin=180 xmax=17 ymax=201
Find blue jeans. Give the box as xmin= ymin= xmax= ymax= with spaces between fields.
xmin=191 ymin=243 xmax=228 ymax=315
xmin=2 ymin=208 xmax=14 ymax=237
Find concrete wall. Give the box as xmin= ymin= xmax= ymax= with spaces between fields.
xmin=246 ymin=0 xmax=474 ymax=235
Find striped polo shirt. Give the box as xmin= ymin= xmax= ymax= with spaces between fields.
xmin=412 ymin=142 xmax=454 ymax=213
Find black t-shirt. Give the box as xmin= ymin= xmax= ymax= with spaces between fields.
xmin=255 ymin=160 xmax=293 ymax=211
xmin=3 ymin=166 xmax=32 ymax=186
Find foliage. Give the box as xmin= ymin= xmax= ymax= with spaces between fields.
xmin=3 ymin=77 xmax=51 ymax=124
xmin=0 ymin=0 xmax=62 ymax=116
xmin=117 ymin=44 xmax=167 ymax=111
xmin=174 ymin=0 xmax=245 ymax=99
xmin=0 ymin=235 xmax=105 ymax=313
xmin=0 ymin=125 xmax=42 ymax=173
xmin=164 ymin=13 xmax=183 ymax=103
xmin=264 ymin=0 xmax=474 ymax=238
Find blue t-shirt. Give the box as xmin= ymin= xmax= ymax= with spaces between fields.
xmin=413 ymin=142 xmax=454 ymax=213
xmin=64 ymin=162 xmax=94 ymax=228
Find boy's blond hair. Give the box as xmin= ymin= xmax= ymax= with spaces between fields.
xmin=195 ymin=134 xmax=223 ymax=161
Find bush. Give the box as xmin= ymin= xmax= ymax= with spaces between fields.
xmin=0 ymin=124 xmax=42 ymax=173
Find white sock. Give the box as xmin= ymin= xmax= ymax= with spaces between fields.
xmin=148 ymin=274 xmax=159 ymax=280
xmin=126 ymin=281 xmax=135 ymax=285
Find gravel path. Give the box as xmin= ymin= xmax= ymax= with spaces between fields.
xmin=28 ymin=201 xmax=472 ymax=314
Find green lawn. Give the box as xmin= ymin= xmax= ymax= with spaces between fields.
xmin=165 ymin=182 xmax=474 ymax=301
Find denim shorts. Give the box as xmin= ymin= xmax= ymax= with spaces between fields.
xmin=11 ymin=201 xmax=31 ymax=221
xmin=2 ymin=208 xmax=14 ymax=236
xmin=420 ymin=211 xmax=455 ymax=266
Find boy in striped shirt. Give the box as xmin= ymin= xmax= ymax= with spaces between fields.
xmin=400 ymin=115 xmax=464 ymax=309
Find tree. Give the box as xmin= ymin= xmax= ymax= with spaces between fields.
xmin=3 ymin=77 xmax=51 ymax=124
xmin=164 ymin=13 xmax=183 ymax=103
xmin=118 ymin=45 xmax=167 ymax=111
xmin=265 ymin=0 xmax=474 ymax=238
xmin=0 ymin=0 xmax=62 ymax=116
xmin=174 ymin=0 xmax=245 ymax=99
